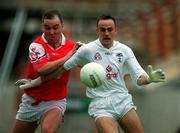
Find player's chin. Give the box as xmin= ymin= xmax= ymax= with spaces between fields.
xmin=102 ymin=39 xmax=112 ymax=45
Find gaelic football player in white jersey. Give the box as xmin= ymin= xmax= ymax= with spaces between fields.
xmin=16 ymin=15 xmax=166 ymax=133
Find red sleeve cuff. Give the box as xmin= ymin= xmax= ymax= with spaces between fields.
xmin=32 ymin=57 xmax=48 ymax=70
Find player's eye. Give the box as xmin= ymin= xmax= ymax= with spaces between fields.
xmin=99 ymin=27 xmax=113 ymax=32
xmin=44 ymin=24 xmax=59 ymax=30
xmin=53 ymin=25 xmax=59 ymax=30
xmin=44 ymin=26 xmax=51 ymax=30
xmin=107 ymin=28 xmax=113 ymax=32
xmin=100 ymin=28 xmax=106 ymax=32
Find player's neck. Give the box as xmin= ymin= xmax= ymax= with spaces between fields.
xmin=48 ymin=37 xmax=62 ymax=49
xmin=50 ymin=41 xmax=62 ymax=49
xmin=102 ymin=43 xmax=113 ymax=49
xmin=54 ymin=42 xmax=62 ymax=49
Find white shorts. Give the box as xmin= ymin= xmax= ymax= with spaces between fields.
xmin=88 ymin=92 xmax=136 ymax=121
xmin=16 ymin=94 xmax=67 ymax=122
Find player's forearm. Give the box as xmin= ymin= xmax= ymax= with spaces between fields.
xmin=37 ymin=58 xmax=65 ymax=75
xmin=37 ymin=48 xmax=75 ymax=75
xmin=15 ymin=66 xmax=66 ymax=90
xmin=41 ymin=66 xmax=66 ymax=82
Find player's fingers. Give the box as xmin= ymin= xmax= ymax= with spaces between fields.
xmin=158 ymin=72 xmax=166 ymax=80
xmin=147 ymin=65 xmax=153 ymax=75
xmin=19 ymin=85 xmax=29 ymax=90
xmin=158 ymin=75 xmax=165 ymax=79
xmin=15 ymin=81 xmax=20 ymax=86
xmin=161 ymin=75 xmax=166 ymax=79
xmin=15 ymin=79 xmax=26 ymax=86
xmin=76 ymin=41 xmax=84 ymax=46
xmin=156 ymin=69 xmax=162 ymax=73
xmin=159 ymin=78 xmax=166 ymax=82
xmin=157 ymin=71 xmax=165 ymax=78
xmin=75 ymin=41 xmax=84 ymax=50
xmin=161 ymin=72 xmax=165 ymax=76
xmin=160 ymin=72 xmax=165 ymax=77
xmin=15 ymin=79 xmax=31 ymax=89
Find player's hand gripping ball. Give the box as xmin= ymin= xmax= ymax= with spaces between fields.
xmin=80 ymin=62 xmax=106 ymax=88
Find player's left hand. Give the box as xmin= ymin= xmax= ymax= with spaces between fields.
xmin=147 ymin=65 xmax=166 ymax=83
xmin=15 ymin=78 xmax=35 ymax=90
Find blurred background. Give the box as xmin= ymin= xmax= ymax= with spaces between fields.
xmin=0 ymin=0 xmax=179 ymax=133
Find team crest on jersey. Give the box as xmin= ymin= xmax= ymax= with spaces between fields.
xmin=94 ymin=52 xmax=102 ymax=61
xmin=30 ymin=47 xmax=41 ymax=61
xmin=116 ymin=53 xmax=123 ymax=62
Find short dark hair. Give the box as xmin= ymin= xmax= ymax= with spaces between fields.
xmin=96 ymin=14 xmax=116 ymax=27
xmin=42 ymin=9 xmax=63 ymax=23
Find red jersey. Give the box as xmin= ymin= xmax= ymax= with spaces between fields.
xmin=25 ymin=34 xmax=75 ymax=102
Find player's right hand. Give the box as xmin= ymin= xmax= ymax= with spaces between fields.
xmin=76 ymin=41 xmax=85 ymax=50
xmin=15 ymin=79 xmax=34 ymax=90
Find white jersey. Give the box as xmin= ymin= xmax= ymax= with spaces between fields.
xmin=64 ymin=39 xmax=147 ymax=98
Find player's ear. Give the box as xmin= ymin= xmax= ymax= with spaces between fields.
xmin=61 ymin=22 xmax=64 ymax=29
xmin=41 ymin=23 xmax=45 ymax=32
xmin=96 ymin=27 xmax=99 ymax=35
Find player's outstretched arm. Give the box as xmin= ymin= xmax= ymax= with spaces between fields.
xmin=15 ymin=42 xmax=84 ymax=90
xmin=15 ymin=66 xmax=66 ymax=90
xmin=16 ymin=64 xmax=66 ymax=90
xmin=137 ymin=65 xmax=166 ymax=85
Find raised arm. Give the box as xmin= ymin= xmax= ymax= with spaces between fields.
xmin=15 ymin=62 xmax=67 ymax=90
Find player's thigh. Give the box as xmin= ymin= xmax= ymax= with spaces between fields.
xmin=41 ymin=107 xmax=63 ymax=132
xmin=12 ymin=119 xmax=38 ymax=133
xmin=95 ymin=116 xmax=119 ymax=133
xmin=119 ymin=109 xmax=144 ymax=133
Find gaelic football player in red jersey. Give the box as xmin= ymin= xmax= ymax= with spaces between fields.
xmin=12 ymin=9 xmax=79 ymax=133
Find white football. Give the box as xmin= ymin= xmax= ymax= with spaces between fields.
xmin=80 ymin=62 xmax=106 ymax=88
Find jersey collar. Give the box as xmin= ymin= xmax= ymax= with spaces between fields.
xmin=42 ymin=33 xmax=66 ymax=46
xmin=96 ymin=39 xmax=116 ymax=49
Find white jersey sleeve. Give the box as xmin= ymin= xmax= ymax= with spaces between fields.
xmin=64 ymin=45 xmax=88 ymax=70
xmin=124 ymin=47 xmax=147 ymax=85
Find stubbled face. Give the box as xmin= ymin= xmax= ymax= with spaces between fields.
xmin=42 ymin=15 xmax=64 ymax=45
xmin=96 ymin=19 xmax=116 ymax=49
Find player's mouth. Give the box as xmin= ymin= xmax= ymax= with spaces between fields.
xmin=103 ymin=37 xmax=111 ymax=41
xmin=48 ymin=35 xmax=59 ymax=41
